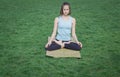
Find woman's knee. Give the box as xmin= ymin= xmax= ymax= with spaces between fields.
xmin=45 ymin=43 xmax=61 ymax=51
xmin=65 ymin=42 xmax=81 ymax=51
xmin=73 ymin=43 xmax=82 ymax=50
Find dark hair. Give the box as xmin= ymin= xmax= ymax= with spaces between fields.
xmin=60 ymin=2 xmax=71 ymax=15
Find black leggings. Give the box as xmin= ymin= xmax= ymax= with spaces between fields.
xmin=45 ymin=41 xmax=81 ymax=51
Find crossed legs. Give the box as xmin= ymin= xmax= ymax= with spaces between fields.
xmin=45 ymin=40 xmax=82 ymax=51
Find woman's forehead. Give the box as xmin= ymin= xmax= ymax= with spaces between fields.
xmin=63 ymin=5 xmax=69 ymax=9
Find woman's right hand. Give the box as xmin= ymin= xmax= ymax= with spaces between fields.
xmin=45 ymin=41 xmax=52 ymax=48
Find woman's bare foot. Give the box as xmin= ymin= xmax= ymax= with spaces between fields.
xmin=63 ymin=41 xmax=71 ymax=44
xmin=53 ymin=40 xmax=63 ymax=48
xmin=62 ymin=41 xmax=71 ymax=48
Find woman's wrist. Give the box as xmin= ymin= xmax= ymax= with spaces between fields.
xmin=76 ymin=40 xmax=79 ymax=43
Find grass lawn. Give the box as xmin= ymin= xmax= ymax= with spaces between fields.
xmin=0 ymin=0 xmax=120 ymax=77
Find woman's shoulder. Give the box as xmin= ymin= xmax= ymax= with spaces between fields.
xmin=55 ymin=16 xmax=61 ymax=19
xmin=70 ymin=16 xmax=76 ymax=22
xmin=54 ymin=17 xmax=59 ymax=22
xmin=55 ymin=17 xmax=59 ymax=20
xmin=54 ymin=16 xmax=62 ymax=22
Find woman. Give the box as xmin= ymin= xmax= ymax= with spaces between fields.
xmin=45 ymin=2 xmax=82 ymax=51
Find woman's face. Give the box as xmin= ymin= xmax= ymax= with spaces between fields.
xmin=63 ymin=5 xmax=70 ymax=16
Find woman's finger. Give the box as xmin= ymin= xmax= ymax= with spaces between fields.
xmin=79 ymin=42 xmax=82 ymax=48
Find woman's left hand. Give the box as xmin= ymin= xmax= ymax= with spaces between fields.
xmin=77 ymin=41 xmax=82 ymax=48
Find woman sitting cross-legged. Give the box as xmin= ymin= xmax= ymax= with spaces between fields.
xmin=45 ymin=2 xmax=82 ymax=51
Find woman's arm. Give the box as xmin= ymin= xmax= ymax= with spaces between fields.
xmin=45 ymin=17 xmax=58 ymax=47
xmin=72 ymin=18 xmax=79 ymax=43
xmin=72 ymin=18 xmax=82 ymax=47
xmin=49 ymin=17 xmax=58 ymax=42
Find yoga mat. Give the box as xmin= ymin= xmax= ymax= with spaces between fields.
xmin=46 ymin=48 xmax=81 ymax=58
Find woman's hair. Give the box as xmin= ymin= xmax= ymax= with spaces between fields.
xmin=60 ymin=2 xmax=71 ymax=15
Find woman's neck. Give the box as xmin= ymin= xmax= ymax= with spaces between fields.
xmin=61 ymin=15 xmax=70 ymax=21
xmin=62 ymin=15 xmax=69 ymax=18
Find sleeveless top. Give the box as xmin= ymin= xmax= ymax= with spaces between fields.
xmin=56 ymin=16 xmax=73 ymax=41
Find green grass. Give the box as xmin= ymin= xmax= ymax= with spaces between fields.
xmin=0 ymin=0 xmax=120 ymax=77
